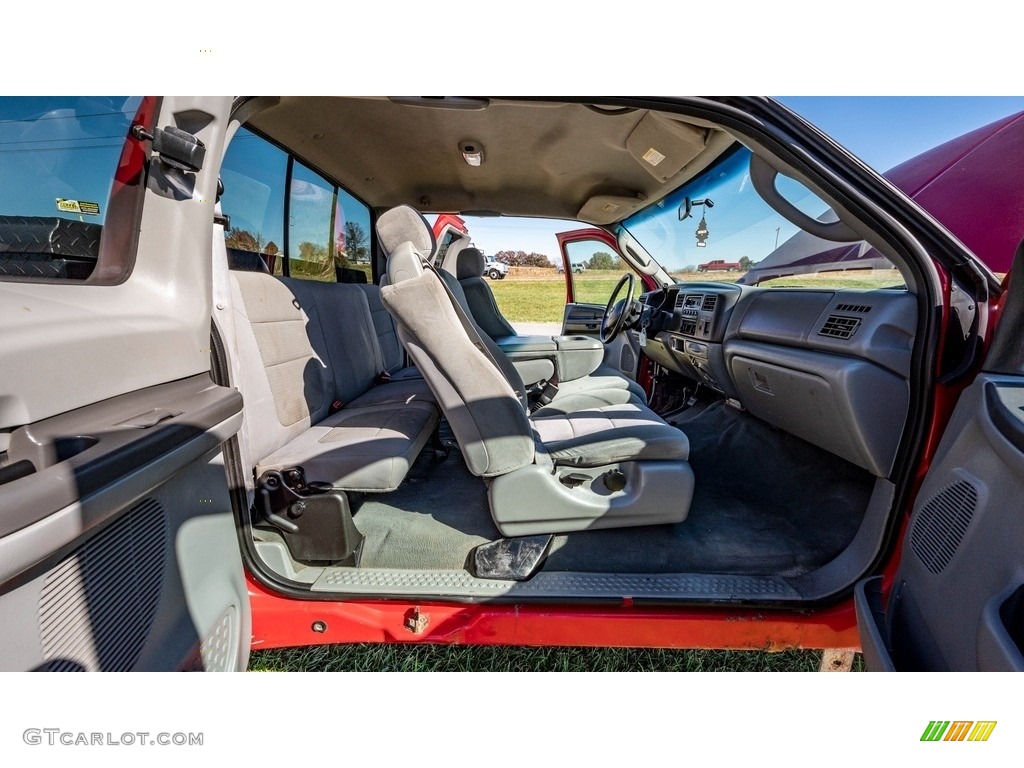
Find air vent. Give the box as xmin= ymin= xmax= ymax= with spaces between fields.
xmin=818 ymin=314 xmax=861 ymax=340
xmin=701 ymin=295 xmax=718 ymax=312
xmin=38 ymin=499 xmax=168 ymax=671
xmin=835 ymin=303 xmax=872 ymax=313
xmin=675 ymin=293 xmax=688 ymax=309
xmin=909 ymin=481 xmax=977 ymax=575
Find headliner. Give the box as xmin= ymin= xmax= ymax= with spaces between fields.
xmin=245 ymin=97 xmax=737 ymax=224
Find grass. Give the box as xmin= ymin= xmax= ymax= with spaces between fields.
xmin=489 ymin=269 xmax=906 ymax=324
xmin=250 ymin=644 xmax=862 ymax=672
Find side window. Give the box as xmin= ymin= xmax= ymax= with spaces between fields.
xmin=221 ymin=126 xmax=287 ymax=275
xmin=0 ymin=96 xmax=144 ymax=282
xmin=334 ymin=187 xmax=372 ymax=283
xmin=565 ymin=239 xmax=637 ymax=306
xmin=288 ymin=162 xmax=335 ymax=282
xmin=220 ymin=128 xmax=374 ymax=283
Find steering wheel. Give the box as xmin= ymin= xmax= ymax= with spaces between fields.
xmin=600 ymin=273 xmax=636 ymax=343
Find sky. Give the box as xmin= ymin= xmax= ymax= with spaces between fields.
xmin=463 ymin=97 xmax=1024 ymax=263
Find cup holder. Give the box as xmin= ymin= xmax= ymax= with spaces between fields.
xmin=52 ymin=436 xmax=99 ymax=463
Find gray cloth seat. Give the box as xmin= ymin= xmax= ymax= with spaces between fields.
xmin=356 ymin=282 xmax=422 ymax=381
xmin=229 ymin=269 xmax=439 ymax=492
xmin=375 ymin=216 xmax=643 ymax=415
xmin=531 ymin=403 xmax=690 ymax=467
xmin=452 ymin=247 xmax=518 ymax=339
xmin=450 ymin=245 xmax=644 ymax=401
xmin=255 ymin=399 xmax=439 ymax=492
xmin=377 ymin=205 xmax=694 ymax=535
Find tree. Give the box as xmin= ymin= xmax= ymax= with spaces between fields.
xmin=225 ymin=228 xmax=263 ymax=254
xmin=587 ymin=251 xmax=621 ymax=270
xmin=293 ymin=241 xmax=333 ymax=282
xmin=342 ymin=221 xmax=370 ymax=264
xmin=298 ymin=241 xmax=327 ymax=261
xmin=739 ymin=256 xmax=753 ymax=270
xmin=493 ymin=249 xmax=554 ymax=268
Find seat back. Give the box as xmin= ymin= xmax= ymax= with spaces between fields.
xmin=378 ymin=208 xmax=535 ymax=477
xmin=229 ymin=271 xmax=333 ymax=466
xmin=357 ymin=283 xmax=405 ymax=375
xmin=450 ymin=247 xmax=518 ymax=339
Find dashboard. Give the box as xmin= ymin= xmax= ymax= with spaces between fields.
xmin=635 ymin=282 xmax=744 ymax=396
xmin=633 ymin=281 xmax=918 ymax=478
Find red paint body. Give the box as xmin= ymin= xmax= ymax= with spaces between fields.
xmin=248 ymin=573 xmax=861 ymax=651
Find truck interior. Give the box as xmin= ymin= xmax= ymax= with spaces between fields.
xmin=213 ymin=97 xmax=940 ymax=606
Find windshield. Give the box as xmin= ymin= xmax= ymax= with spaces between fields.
xmin=620 ymin=145 xmax=901 ymax=289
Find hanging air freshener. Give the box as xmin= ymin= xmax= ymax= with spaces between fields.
xmin=695 ymin=215 xmax=710 ymax=247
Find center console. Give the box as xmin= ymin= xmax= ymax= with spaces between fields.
xmin=495 ymin=334 xmax=605 ymax=385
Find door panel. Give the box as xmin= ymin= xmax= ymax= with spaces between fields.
xmin=557 ymin=228 xmax=642 ymax=380
xmin=0 ymin=448 xmax=248 ymax=671
xmin=0 ymin=95 xmax=248 ymax=670
xmin=856 ymin=244 xmax=1024 ymax=671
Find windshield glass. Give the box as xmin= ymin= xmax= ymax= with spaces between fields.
xmin=620 ymin=145 xmax=902 ymax=289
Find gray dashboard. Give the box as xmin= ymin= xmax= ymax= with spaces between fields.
xmin=638 ymin=283 xmax=917 ymax=477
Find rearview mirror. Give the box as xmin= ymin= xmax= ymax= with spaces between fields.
xmin=678 ymin=196 xmax=714 ymax=221
xmin=678 ymin=196 xmax=692 ymax=220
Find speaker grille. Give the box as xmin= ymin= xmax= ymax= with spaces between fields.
xmin=620 ymin=345 xmax=635 ymax=373
xmin=38 ymin=499 xmax=168 ymax=671
xmin=909 ymin=481 xmax=977 ymax=575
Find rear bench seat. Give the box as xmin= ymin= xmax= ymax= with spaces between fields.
xmin=229 ymin=270 xmax=439 ymax=492
xmin=355 ymin=283 xmax=422 ymax=381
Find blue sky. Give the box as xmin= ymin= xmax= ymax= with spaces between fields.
xmin=777 ymin=97 xmax=1024 ymax=171
xmin=465 ymin=97 xmax=1024 ymax=262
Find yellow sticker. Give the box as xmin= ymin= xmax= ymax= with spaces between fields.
xmin=56 ymin=198 xmax=100 ymax=215
xmin=641 ymin=147 xmax=666 ymax=166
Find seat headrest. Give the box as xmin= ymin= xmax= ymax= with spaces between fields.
xmin=386 ymin=241 xmax=426 ymax=285
xmin=456 ymin=247 xmax=486 ymax=280
xmin=376 ymin=205 xmax=436 ymax=258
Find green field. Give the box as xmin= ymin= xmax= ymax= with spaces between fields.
xmin=490 ymin=273 xmax=622 ymax=322
xmin=251 ymin=644 xmax=860 ymax=672
xmin=490 ymin=269 xmax=905 ymax=324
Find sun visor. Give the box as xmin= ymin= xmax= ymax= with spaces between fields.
xmin=578 ymin=193 xmax=647 ymax=225
xmin=626 ymin=112 xmax=707 ymax=183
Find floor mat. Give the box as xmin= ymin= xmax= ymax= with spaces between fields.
xmin=541 ymin=402 xmax=875 ymax=576
xmin=349 ymin=405 xmax=875 ymax=577
xmin=352 ymin=424 xmax=499 ymax=570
